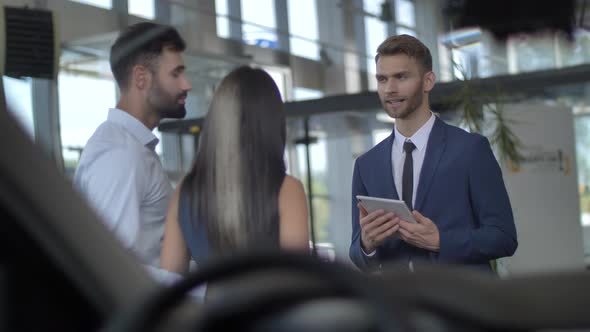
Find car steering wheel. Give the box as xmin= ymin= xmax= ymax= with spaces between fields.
xmin=106 ymin=252 xmax=413 ymax=332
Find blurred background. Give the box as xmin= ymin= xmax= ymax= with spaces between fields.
xmin=3 ymin=0 xmax=590 ymax=276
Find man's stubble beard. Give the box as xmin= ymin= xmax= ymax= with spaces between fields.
xmin=383 ymin=80 xmax=424 ymax=120
xmin=148 ymin=80 xmax=187 ymax=120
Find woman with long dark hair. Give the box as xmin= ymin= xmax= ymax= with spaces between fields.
xmin=160 ymin=66 xmax=309 ymax=274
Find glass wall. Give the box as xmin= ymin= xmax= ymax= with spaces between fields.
xmin=128 ymin=0 xmax=155 ymax=19
xmin=394 ymin=0 xmax=415 ymax=36
xmin=363 ymin=0 xmax=417 ymax=89
xmin=363 ymin=0 xmax=388 ymax=91
xmin=58 ymin=72 xmax=117 ymax=174
xmin=3 ymin=76 xmax=34 ymax=139
xmin=441 ymin=29 xmax=590 ymax=81
xmin=285 ymin=109 xmax=393 ymax=263
xmin=70 ymin=0 xmax=154 ymax=18
xmin=293 ymin=87 xmax=323 ymax=101
xmin=70 ymin=0 xmax=111 ymax=9
xmin=241 ymin=0 xmax=278 ymax=49
xmin=288 ymin=119 xmax=329 ymax=242
xmin=575 ymin=113 xmax=590 ymax=256
xmin=215 ymin=0 xmax=231 ymax=39
xmin=287 ymin=0 xmax=319 ymax=60
xmin=572 ymin=90 xmax=590 ymax=258
xmin=264 ymin=66 xmax=289 ymax=101
xmin=285 ymin=88 xmax=324 ymax=246
xmin=510 ymin=34 xmax=557 ymax=73
xmin=560 ymin=30 xmax=590 ymax=67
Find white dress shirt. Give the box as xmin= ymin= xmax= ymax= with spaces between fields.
xmin=74 ymin=108 xmax=172 ymax=267
xmin=392 ymin=112 xmax=436 ymax=208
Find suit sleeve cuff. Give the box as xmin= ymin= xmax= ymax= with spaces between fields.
xmin=361 ymin=247 xmax=377 ymax=256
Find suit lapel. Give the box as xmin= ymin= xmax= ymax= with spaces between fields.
xmin=374 ymin=133 xmax=399 ymax=200
xmin=414 ymin=117 xmax=447 ymax=211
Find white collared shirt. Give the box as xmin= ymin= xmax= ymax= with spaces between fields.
xmin=392 ymin=112 xmax=436 ymax=208
xmin=74 ymin=108 xmax=172 ymax=267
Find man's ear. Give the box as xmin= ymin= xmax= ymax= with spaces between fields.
xmin=423 ymin=71 xmax=436 ymax=93
xmin=132 ymin=65 xmax=151 ymax=91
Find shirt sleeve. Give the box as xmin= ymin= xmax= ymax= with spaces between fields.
xmin=77 ymin=147 xmax=147 ymax=248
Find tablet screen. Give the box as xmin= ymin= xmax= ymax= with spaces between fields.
xmin=356 ymin=195 xmax=416 ymax=223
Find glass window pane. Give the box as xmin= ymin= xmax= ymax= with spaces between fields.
xmin=295 ymin=135 xmax=329 ymax=245
xmin=296 ymin=140 xmax=327 ymax=175
xmin=129 ymin=0 xmax=155 ymax=19
xmin=575 ymin=114 xmax=590 ymax=255
xmin=3 ymin=76 xmax=34 ymax=138
xmin=451 ymin=47 xmax=482 ymax=80
xmin=70 ymin=0 xmax=111 ymax=9
xmin=287 ymin=112 xmax=379 ymax=261
xmin=364 ymin=16 xmax=388 ymax=90
xmin=363 ymin=0 xmax=382 ymax=16
xmin=215 ymin=0 xmax=230 ymax=38
xmin=264 ymin=67 xmax=287 ymax=101
xmin=291 ymin=39 xmax=320 ymax=60
xmin=395 ymin=0 xmax=415 ymax=27
xmin=511 ymin=34 xmax=556 ymax=73
xmin=372 ymin=129 xmax=391 ymax=145
xmin=58 ymin=73 xmax=116 ymax=172
xmin=560 ymin=29 xmax=590 ymax=67
xmin=442 ymin=28 xmax=590 ymax=80
xmin=365 ymin=16 xmax=388 ymax=60
xmin=293 ymin=87 xmax=323 ymax=101
xmin=396 ymin=26 xmax=416 ymax=37
xmin=241 ymin=0 xmax=277 ymax=48
xmin=312 ymin=197 xmax=330 ymax=242
xmin=288 ymin=0 xmax=319 ymax=60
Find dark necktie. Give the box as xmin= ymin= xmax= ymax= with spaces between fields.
xmin=402 ymin=141 xmax=416 ymax=211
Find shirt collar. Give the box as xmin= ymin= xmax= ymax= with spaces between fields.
xmin=107 ymin=108 xmax=159 ymax=150
xmin=393 ymin=112 xmax=436 ymax=153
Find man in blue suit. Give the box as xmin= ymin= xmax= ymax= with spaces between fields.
xmin=350 ymin=35 xmax=517 ymax=273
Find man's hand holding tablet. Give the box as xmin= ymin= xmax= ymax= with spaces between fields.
xmin=356 ymin=195 xmax=440 ymax=253
xmin=356 ymin=195 xmax=408 ymax=254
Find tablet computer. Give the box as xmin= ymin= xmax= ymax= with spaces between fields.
xmin=356 ymin=195 xmax=416 ymax=223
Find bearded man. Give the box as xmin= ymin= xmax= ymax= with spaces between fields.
xmin=75 ymin=22 xmax=192 ymax=267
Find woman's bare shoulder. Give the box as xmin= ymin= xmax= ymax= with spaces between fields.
xmin=280 ymin=175 xmax=305 ymax=196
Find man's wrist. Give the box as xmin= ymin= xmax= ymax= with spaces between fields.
xmin=432 ymin=232 xmax=441 ymax=252
xmin=361 ymin=241 xmax=376 ymax=256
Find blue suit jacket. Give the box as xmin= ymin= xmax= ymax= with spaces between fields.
xmin=349 ymin=116 xmax=518 ymax=272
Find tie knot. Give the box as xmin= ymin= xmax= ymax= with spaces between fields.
xmin=403 ymin=141 xmax=416 ymax=153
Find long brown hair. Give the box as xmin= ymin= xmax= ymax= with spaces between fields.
xmin=181 ymin=66 xmax=286 ymax=254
